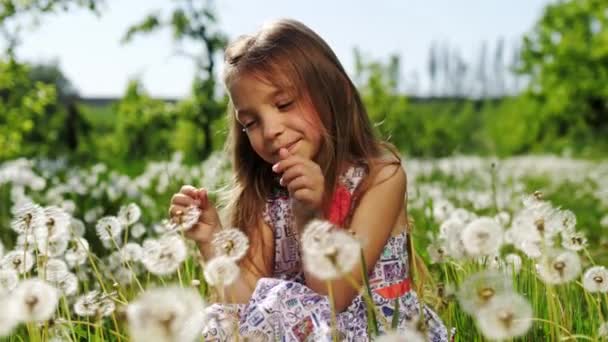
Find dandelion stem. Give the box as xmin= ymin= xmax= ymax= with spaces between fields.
xmin=326 ymin=280 xmax=339 ymax=342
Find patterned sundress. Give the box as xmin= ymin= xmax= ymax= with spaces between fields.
xmin=203 ymin=165 xmax=448 ymax=341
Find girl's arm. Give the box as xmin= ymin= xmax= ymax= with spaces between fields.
xmin=302 ymin=163 xmax=407 ymax=312
xmin=200 ymin=220 xmax=275 ymax=304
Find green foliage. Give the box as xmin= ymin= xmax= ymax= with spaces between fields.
xmin=0 ymin=58 xmax=57 ymax=160
xmin=519 ymin=0 xmax=608 ymax=147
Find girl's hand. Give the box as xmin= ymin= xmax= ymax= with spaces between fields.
xmin=272 ymin=147 xmax=325 ymax=214
xmin=169 ymin=185 xmax=222 ymax=245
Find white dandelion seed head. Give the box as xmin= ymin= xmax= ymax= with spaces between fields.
xmin=475 ymin=293 xmax=533 ymax=340
xmin=457 ymin=270 xmax=514 ymax=315
xmin=556 ymin=209 xmax=577 ymax=232
xmin=432 ymin=199 xmax=455 ymax=223
xmin=37 ymin=234 xmax=70 ymax=258
xmin=114 ymin=266 xmax=137 ymax=285
xmin=373 ymin=327 xmax=426 ymax=342
xmin=211 ymin=228 xmax=250 ymax=262
xmin=95 ymin=216 xmax=124 ymax=246
xmin=170 ymin=205 xmax=201 ymax=233
xmin=64 ymin=237 xmax=90 ymax=269
xmin=302 ymin=230 xmax=361 ymax=280
xmin=448 ymin=208 xmax=476 ymax=225
xmin=560 ymin=230 xmax=587 ymax=252
xmin=120 ymin=243 xmax=143 ymax=263
xmin=0 ymin=296 xmax=20 ymax=336
xmin=203 ymin=256 xmax=240 ymax=287
xmin=438 ymin=217 xmax=464 ymax=240
xmin=53 ymin=272 xmax=79 ymax=297
xmin=141 ymin=235 xmax=187 ymax=276
xmin=14 ymin=232 xmax=37 ymax=253
xmin=41 ymin=206 xmax=71 ymax=241
xmin=461 ymin=217 xmax=504 ymax=257
xmin=504 ymin=254 xmax=523 ymax=274
xmin=427 ymin=238 xmax=448 ymax=264
xmin=74 ymin=290 xmax=115 ymax=317
xmin=69 ymin=218 xmax=86 ymax=237
xmin=494 ymin=211 xmax=511 ymax=228
xmin=118 ymin=203 xmax=142 ymax=226
xmin=13 ymin=278 xmax=59 ymax=322
xmin=126 ymin=286 xmax=206 ymax=342
xmin=1 ymin=250 xmax=35 ymax=274
xmin=599 ymin=321 xmax=608 ymax=337
xmin=301 ymin=219 xmax=334 ymax=253
xmin=0 ymin=269 xmax=19 ymax=294
xmin=11 ymin=202 xmax=45 ymax=235
xmin=130 ymin=223 xmax=147 ymax=239
xmin=536 ymin=248 xmax=582 ymax=285
xmin=582 ymin=266 xmax=608 ymax=293
xmin=41 ymin=258 xmax=68 ymax=283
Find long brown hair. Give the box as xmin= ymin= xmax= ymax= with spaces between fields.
xmin=219 ymin=18 xmax=402 ymax=276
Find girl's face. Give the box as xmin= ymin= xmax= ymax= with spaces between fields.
xmin=228 ymin=73 xmax=323 ymax=165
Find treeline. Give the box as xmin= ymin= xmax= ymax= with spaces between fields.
xmin=1 ymin=0 xmax=607 ymax=171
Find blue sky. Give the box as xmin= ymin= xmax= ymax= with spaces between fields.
xmin=9 ymin=0 xmax=553 ymax=98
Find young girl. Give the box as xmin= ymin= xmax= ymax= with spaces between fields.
xmin=169 ymin=18 xmax=448 ymax=341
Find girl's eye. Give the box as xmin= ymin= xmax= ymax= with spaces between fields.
xmin=241 ymin=120 xmax=258 ymax=132
xmin=276 ymin=101 xmax=293 ymax=110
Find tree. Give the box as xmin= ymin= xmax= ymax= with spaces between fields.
xmin=122 ymin=0 xmax=228 ymax=159
xmin=519 ymin=0 xmax=608 ymax=143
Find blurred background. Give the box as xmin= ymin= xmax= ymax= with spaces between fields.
xmin=1 ymin=0 xmax=607 ymax=172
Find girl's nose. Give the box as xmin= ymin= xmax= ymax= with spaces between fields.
xmin=262 ymin=117 xmax=284 ymax=140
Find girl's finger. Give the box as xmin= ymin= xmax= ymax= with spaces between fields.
xmin=168 ymin=204 xmax=186 ymax=217
xmin=171 ymin=193 xmax=196 ymax=207
xmin=292 ymin=188 xmax=314 ymax=204
xmin=286 ymin=175 xmax=310 ymax=193
xmin=280 ymin=164 xmax=308 ymax=185
xmin=272 ymin=154 xmax=309 ymax=174
xmin=179 ymin=185 xmax=198 ymax=198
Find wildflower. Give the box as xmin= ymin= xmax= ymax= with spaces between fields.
xmin=494 ymin=211 xmax=511 ymax=227
xmin=1 ymin=250 xmax=35 ymax=274
xmin=13 ymin=278 xmax=59 ymax=322
xmin=457 ymin=270 xmax=513 ymax=315
xmin=118 ymin=203 xmax=142 ymax=226
xmin=373 ymin=327 xmax=426 ymax=342
xmin=120 ymin=243 xmax=143 ymax=263
xmin=203 ymin=256 xmax=240 ymax=287
xmin=427 ymin=238 xmax=448 ymax=264
xmin=504 ymin=254 xmax=523 ymax=274
xmin=64 ymin=237 xmax=90 ymax=268
xmin=69 ymin=218 xmax=86 ymax=237
xmin=130 ymin=223 xmax=147 ymax=239
xmin=95 ymin=216 xmax=123 ymax=246
xmin=40 ymin=206 xmax=71 ymax=242
xmin=141 ymin=235 xmax=187 ymax=275
xmin=582 ymin=266 xmax=608 ymax=293
xmin=53 ymin=272 xmax=79 ymax=296
xmin=0 ymin=296 xmax=19 ymax=336
xmin=461 ymin=217 xmax=503 ymax=257
xmin=561 ymin=230 xmax=587 ymax=252
xmin=41 ymin=259 xmax=68 ymax=283
xmin=126 ymin=286 xmax=206 ymax=342
xmin=10 ymin=202 xmax=45 ymax=235
xmin=475 ymin=293 xmax=533 ymax=340
xmin=0 ymin=269 xmax=19 ymax=294
xmin=168 ymin=205 xmax=200 ymax=232
xmin=302 ymin=229 xmax=361 ymax=280
xmin=536 ymin=249 xmax=582 ymax=284
xmin=74 ymin=290 xmax=116 ymax=317
xmin=448 ymin=208 xmax=476 ymax=225
xmin=37 ymin=234 xmax=70 ymax=258
xmin=211 ymin=228 xmax=250 ymax=262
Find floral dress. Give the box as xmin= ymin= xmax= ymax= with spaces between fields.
xmin=203 ymin=165 xmax=448 ymax=341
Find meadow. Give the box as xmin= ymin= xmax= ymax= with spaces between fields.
xmin=0 ymin=152 xmax=606 ymax=341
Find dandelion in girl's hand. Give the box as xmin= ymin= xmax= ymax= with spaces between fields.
xmin=0 ymin=269 xmax=19 ymax=294
xmin=461 ymin=217 xmax=503 ymax=257
xmin=457 ymin=270 xmax=513 ymax=315
xmin=582 ymin=266 xmax=608 ymax=293
xmin=119 ymin=203 xmax=142 ymax=226
xmin=74 ymin=290 xmax=116 ymax=317
xmin=536 ymin=248 xmax=582 ymax=284
xmin=13 ymin=278 xmax=59 ymax=322
xmin=1 ymin=250 xmax=35 ymax=274
xmin=475 ymin=293 xmax=533 ymax=340
xmin=95 ymin=216 xmax=123 ymax=245
xmin=302 ymin=228 xmax=361 ymax=280
xmin=561 ymin=230 xmax=587 ymax=251
xmin=10 ymin=202 xmax=45 ymax=235
xmin=203 ymin=255 xmax=240 ymax=287
xmin=141 ymin=235 xmax=187 ymax=275
xmin=211 ymin=228 xmax=249 ymax=261
xmin=126 ymin=286 xmax=207 ymax=342
xmin=169 ymin=205 xmax=201 ymax=232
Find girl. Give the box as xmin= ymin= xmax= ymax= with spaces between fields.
xmin=169 ymin=18 xmax=448 ymax=341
